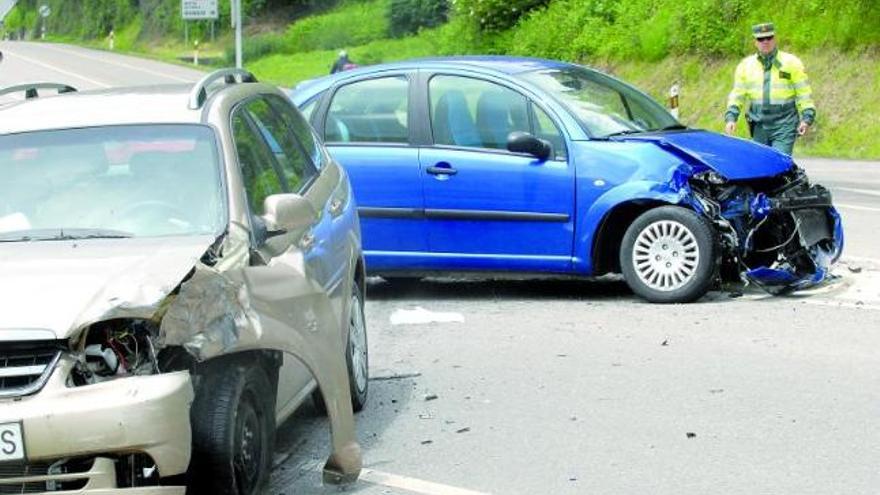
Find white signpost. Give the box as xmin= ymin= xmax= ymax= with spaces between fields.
xmin=38 ymin=4 xmax=50 ymax=40
xmin=181 ymin=0 xmax=218 ymax=20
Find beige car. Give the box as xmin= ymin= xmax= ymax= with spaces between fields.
xmin=0 ymin=70 xmax=367 ymax=494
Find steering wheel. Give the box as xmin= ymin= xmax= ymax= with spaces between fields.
xmin=115 ymin=200 xmax=191 ymax=230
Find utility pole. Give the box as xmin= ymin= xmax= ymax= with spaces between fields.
xmin=232 ymin=0 xmax=242 ymax=69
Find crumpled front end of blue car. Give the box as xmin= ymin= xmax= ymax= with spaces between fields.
xmin=686 ymin=165 xmax=843 ymax=293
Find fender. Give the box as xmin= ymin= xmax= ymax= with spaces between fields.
xmin=573 ymin=159 xmax=707 ymax=274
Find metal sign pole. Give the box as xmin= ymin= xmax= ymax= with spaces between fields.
xmin=233 ymin=0 xmax=242 ymax=69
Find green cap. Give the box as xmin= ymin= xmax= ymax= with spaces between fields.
xmin=752 ymin=22 xmax=775 ymax=39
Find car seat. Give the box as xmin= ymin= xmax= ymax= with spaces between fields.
xmin=432 ymin=90 xmax=480 ymax=147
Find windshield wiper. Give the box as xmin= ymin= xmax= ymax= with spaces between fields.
xmin=0 ymin=228 xmax=134 ymax=242
xmin=650 ymin=124 xmax=688 ymax=132
xmin=601 ymin=129 xmax=645 ymax=138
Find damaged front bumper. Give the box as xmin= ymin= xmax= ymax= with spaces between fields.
xmin=0 ymin=358 xmax=192 ymax=493
xmin=688 ymin=166 xmax=843 ymax=292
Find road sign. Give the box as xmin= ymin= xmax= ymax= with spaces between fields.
xmin=182 ymin=0 xmax=218 ymax=20
xmin=38 ymin=4 xmax=51 ymax=18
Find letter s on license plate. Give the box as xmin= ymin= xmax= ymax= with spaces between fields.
xmin=0 ymin=422 xmax=25 ymax=462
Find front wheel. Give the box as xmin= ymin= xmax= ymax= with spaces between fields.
xmin=620 ymin=206 xmax=717 ymax=303
xmin=188 ymin=362 xmax=275 ymax=495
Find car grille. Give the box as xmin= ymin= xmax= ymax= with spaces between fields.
xmin=0 ymin=458 xmax=92 ymax=493
xmin=0 ymin=340 xmax=62 ymax=398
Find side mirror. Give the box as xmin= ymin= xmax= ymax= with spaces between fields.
xmin=507 ymin=131 xmax=552 ymax=161
xmin=261 ymin=193 xmax=316 ymax=233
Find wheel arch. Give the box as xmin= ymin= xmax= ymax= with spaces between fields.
xmin=590 ymin=199 xmax=675 ymax=275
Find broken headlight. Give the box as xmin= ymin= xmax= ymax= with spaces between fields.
xmin=69 ymin=319 xmax=161 ymax=386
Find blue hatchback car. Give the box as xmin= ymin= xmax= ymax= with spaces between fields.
xmin=290 ymin=56 xmax=842 ymax=303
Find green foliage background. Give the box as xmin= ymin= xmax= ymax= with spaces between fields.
xmin=3 ymin=0 xmax=878 ymax=157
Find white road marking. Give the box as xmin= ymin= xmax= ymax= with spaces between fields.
xmin=801 ymin=299 xmax=880 ymax=312
xmin=834 ymin=203 xmax=880 ymax=213
xmin=3 ymin=49 xmax=111 ymax=88
xmin=843 ymin=255 xmax=880 ymax=265
xmin=37 ymin=44 xmax=198 ymax=83
xmin=836 ymin=187 xmax=880 ymax=197
xmin=360 ymin=468 xmax=492 ymax=495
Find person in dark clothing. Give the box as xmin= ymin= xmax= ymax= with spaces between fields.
xmin=330 ymin=50 xmax=356 ymax=74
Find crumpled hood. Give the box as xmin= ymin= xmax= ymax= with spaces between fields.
xmin=0 ymin=235 xmax=215 ymax=339
xmin=621 ymin=130 xmax=794 ymax=180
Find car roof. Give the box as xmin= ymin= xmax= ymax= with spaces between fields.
xmin=292 ymin=56 xmax=576 ymax=101
xmin=0 ymin=84 xmax=205 ymax=134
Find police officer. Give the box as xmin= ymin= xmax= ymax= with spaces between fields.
xmin=724 ymin=23 xmax=816 ymax=155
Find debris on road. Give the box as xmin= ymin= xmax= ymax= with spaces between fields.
xmin=390 ymin=306 xmax=465 ymax=325
xmin=661 ymin=339 xmax=669 ymax=346
xmin=418 ymin=413 xmax=434 ymax=420
xmin=370 ymin=371 xmax=422 ymax=381
xmin=848 ymin=265 xmax=863 ymax=274
xmin=686 ymin=432 xmax=697 ymax=438
xmin=709 ymin=389 xmax=725 ymax=394
xmin=456 ymin=427 xmax=471 ymax=434
xmin=424 ymin=393 xmax=439 ymax=401
xmin=421 ymin=439 xmax=433 ymax=445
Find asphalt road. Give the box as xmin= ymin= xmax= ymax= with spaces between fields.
xmin=2 ymin=41 xmax=878 ymax=495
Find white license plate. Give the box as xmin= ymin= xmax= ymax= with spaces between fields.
xmin=0 ymin=422 xmax=25 ymax=462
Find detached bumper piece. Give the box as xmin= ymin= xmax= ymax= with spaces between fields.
xmin=691 ymin=167 xmax=843 ymax=293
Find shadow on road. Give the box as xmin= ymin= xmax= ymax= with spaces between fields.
xmin=271 ymin=378 xmax=418 ymax=494
xmin=366 ymin=276 xmax=634 ymax=302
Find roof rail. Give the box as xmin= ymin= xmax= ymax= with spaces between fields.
xmin=188 ymin=68 xmax=258 ymax=110
xmin=0 ymin=83 xmax=78 ymax=99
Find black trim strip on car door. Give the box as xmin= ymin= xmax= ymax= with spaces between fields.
xmin=358 ymin=207 xmax=569 ymax=222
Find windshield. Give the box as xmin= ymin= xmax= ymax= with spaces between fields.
xmin=0 ymin=125 xmax=225 ymax=241
xmin=519 ymin=67 xmax=680 ymax=138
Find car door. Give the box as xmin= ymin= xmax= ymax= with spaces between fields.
xmin=419 ymin=73 xmax=575 ymax=272
xmin=232 ymin=96 xmax=331 ymax=415
xmin=314 ymin=73 xmax=426 ymax=270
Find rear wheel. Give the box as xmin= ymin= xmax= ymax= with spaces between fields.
xmin=188 ymin=362 xmax=274 ymax=495
xmin=620 ymin=206 xmax=716 ymax=303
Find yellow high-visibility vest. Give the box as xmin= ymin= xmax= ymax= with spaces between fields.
xmin=726 ymin=50 xmax=815 ymax=124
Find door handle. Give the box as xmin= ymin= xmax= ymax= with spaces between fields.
xmin=300 ymin=232 xmax=316 ymax=250
xmin=427 ymin=165 xmax=457 ymax=176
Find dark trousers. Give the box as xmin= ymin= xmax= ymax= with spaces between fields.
xmin=748 ymin=106 xmax=800 ymax=155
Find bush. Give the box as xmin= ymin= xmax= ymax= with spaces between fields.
xmin=454 ymin=0 xmax=549 ymax=31
xmin=388 ymin=0 xmax=449 ymax=38
xmin=225 ymin=33 xmax=288 ymax=64
xmin=284 ymin=0 xmax=390 ymax=53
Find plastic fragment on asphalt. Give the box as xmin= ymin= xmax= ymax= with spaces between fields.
xmin=390 ymin=306 xmax=465 ymax=325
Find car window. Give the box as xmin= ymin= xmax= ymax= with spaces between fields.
xmin=232 ymin=109 xmax=284 ymax=216
xmin=325 ymin=76 xmax=409 ymax=144
xmin=243 ymin=98 xmax=317 ymax=194
xmin=530 ymin=104 xmax=566 ymax=160
xmin=299 ymin=96 xmax=320 ymax=121
xmin=267 ymin=94 xmax=326 ymax=170
xmin=429 ymin=75 xmax=530 ymax=151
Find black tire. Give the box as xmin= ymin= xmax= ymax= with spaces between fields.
xmin=620 ymin=206 xmax=717 ymax=303
xmin=188 ymin=361 xmax=275 ymax=495
xmin=312 ymin=280 xmax=369 ymax=413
